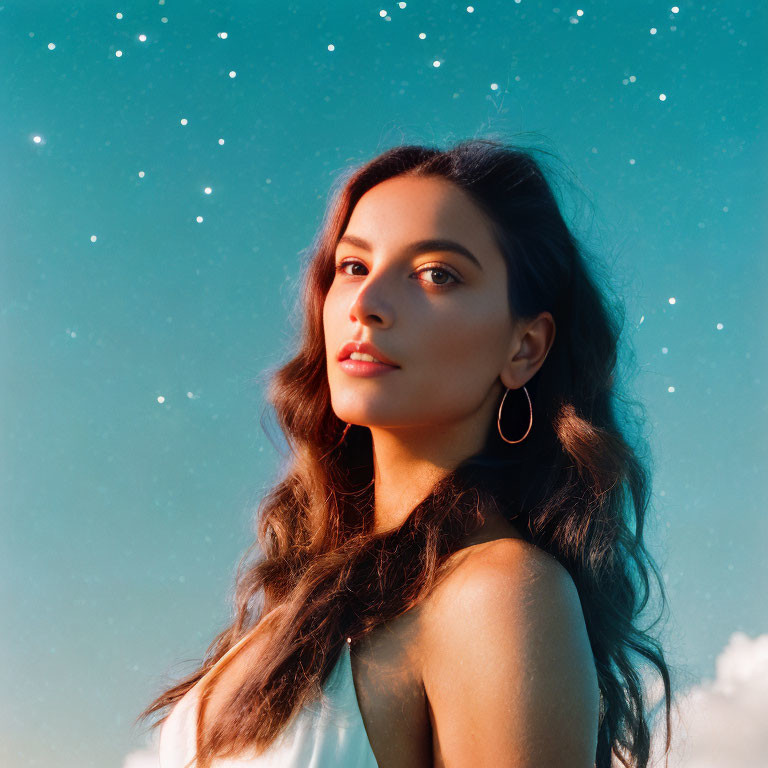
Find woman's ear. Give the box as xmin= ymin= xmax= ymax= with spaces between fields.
xmin=499 ymin=311 xmax=555 ymax=390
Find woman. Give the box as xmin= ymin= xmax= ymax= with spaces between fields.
xmin=138 ymin=139 xmax=673 ymax=768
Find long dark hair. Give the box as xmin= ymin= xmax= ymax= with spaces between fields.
xmin=137 ymin=138 xmax=673 ymax=768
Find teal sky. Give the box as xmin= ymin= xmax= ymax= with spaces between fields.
xmin=2 ymin=2 xmax=766 ymax=766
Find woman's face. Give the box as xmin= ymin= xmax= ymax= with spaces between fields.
xmin=323 ymin=174 xmax=521 ymax=436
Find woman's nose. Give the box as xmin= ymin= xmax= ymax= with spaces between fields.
xmin=348 ymin=273 xmax=395 ymax=327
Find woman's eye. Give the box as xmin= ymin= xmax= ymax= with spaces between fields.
xmin=418 ymin=266 xmax=459 ymax=286
xmin=335 ymin=260 xmax=365 ymax=277
xmin=334 ymin=260 xmax=460 ymax=288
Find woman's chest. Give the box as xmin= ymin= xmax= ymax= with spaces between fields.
xmin=348 ymin=605 xmax=433 ymax=767
xmin=197 ymin=541 xmax=514 ymax=766
xmin=197 ymin=605 xmax=434 ymax=768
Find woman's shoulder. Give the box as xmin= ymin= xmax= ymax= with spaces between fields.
xmin=461 ymin=531 xmax=570 ymax=582
xmin=418 ymin=522 xmax=583 ymax=658
xmin=425 ymin=530 xmax=570 ymax=612
xmin=429 ymin=509 xmax=570 ymax=592
xmin=416 ymin=529 xmax=599 ymax=765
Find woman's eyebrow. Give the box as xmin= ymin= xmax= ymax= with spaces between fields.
xmin=336 ymin=234 xmax=483 ymax=271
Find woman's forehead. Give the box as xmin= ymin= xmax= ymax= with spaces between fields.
xmin=342 ymin=177 xmax=503 ymax=270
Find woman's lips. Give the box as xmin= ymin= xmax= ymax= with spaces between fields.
xmin=336 ymin=340 xmax=400 ymax=367
xmin=338 ymin=358 xmax=400 ymax=377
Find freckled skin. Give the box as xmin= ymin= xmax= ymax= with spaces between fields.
xmin=322 ymin=174 xmax=556 ymax=534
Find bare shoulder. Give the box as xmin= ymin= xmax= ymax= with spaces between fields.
xmin=422 ymin=536 xmax=576 ymax=621
xmin=420 ymin=538 xmax=600 ymax=767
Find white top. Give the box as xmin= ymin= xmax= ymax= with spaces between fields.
xmin=158 ymin=641 xmax=379 ymax=768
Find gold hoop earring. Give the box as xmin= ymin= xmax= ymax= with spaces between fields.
xmin=497 ymin=386 xmax=532 ymax=444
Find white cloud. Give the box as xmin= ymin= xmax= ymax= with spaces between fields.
xmin=649 ymin=631 xmax=768 ymax=767
xmin=122 ymin=729 xmax=161 ymax=768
